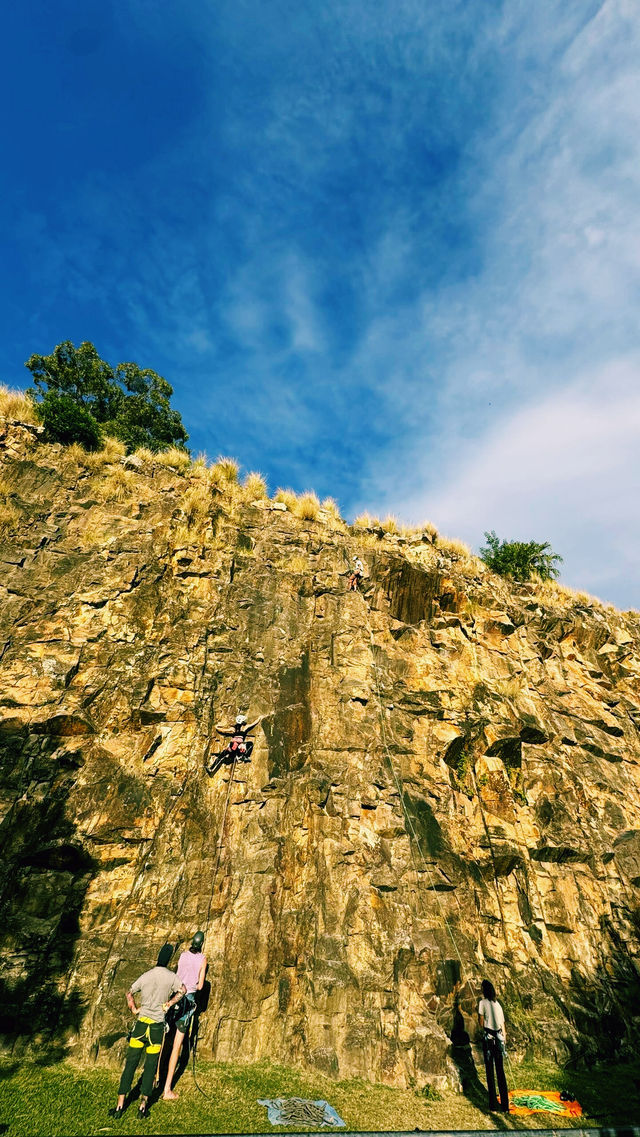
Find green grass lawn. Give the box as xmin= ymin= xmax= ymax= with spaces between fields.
xmin=0 ymin=1053 xmax=638 ymax=1135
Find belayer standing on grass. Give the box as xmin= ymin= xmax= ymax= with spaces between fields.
xmin=205 ymin=712 xmax=263 ymax=777
xmin=348 ymin=556 xmax=365 ymax=591
xmin=478 ymin=978 xmax=509 ymax=1113
xmin=162 ymin=931 xmax=208 ymax=1101
xmin=110 ymin=944 xmax=185 ymax=1120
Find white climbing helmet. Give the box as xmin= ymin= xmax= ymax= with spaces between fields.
xmin=235 ymin=713 xmax=247 ymax=727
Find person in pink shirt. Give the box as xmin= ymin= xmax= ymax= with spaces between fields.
xmin=162 ymin=931 xmax=208 ymax=1101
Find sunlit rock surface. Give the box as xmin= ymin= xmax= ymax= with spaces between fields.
xmin=1 ymin=419 xmax=639 ymax=1087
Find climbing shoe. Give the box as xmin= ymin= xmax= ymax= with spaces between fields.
xmin=108 ymin=1106 xmax=124 ymax=1119
xmin=137 ymin=1102 xmax=149 ymax=1119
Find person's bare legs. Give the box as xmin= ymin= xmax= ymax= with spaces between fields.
xmin=162 ymin=1030 xmax=185 ymax=1100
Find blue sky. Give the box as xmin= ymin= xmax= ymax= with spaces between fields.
xmin=2 ymin=0 xmax=639 ymax=607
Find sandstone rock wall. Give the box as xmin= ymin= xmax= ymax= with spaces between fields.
xmin=1 ymin=420 xmax=640 ymax=1087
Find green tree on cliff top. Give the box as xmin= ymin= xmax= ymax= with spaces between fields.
xmin=480 ymin=530 xmax=563 ymax=582
xmin=25 ymin=340 xmax=189 ymax=453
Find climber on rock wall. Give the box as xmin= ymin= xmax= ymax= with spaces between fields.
xmin=205 ymin=712 xmax=263 ymax=777
xmin=348 ymin=556 xmax=365 ymax=591
xmin=110 ymin=944 xmax=185 ymax=1121
xmin=162 ymin=931 xmax=208 ymax=1101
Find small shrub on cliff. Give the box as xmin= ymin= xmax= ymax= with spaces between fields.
xmin=38 ymin=390 xmax=102 ymax=450
xmin=480 ymin=530 xmax=563 ymax=582
xmin=25 ymin=340 xmax=188 ymax=453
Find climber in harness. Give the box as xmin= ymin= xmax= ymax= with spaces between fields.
xmin=348 ymin=556 xmax=365 ymax=592
xmin=110 ymin=943 xmax=185 ymax=1120
xmin=162 ymin=930 xmax=208 ymax=1101
xmin=205 ymin=712 xmax=263 ymax=777
xmin=478 ymin=978 xmax=509 ymax=1113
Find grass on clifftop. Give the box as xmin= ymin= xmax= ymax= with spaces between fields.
xmin=0 ymin=1054 xmax=638 ymax=1136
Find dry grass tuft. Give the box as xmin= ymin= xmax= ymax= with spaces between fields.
xmin=0 ymin=501 xmax=20 ymax=535
xmin=282 ymin=552 xmax=309 ymax=574
xmin=436 ymin=535 xmax=473 ymax=559
xmin=212 ymin=456 xmax=239 ymax=482
xmin=537 ymin=579 xmax=608 ymax=610
xmin=242 ymin=471 xmax=268 ymax=500
xmin=132 ymin=446 xmax=155 ymax=463
xmin=381 ymin=515 xmax=399 ymax=535
xmin=93 ymin=466 xmax=137 ymax=502
xmin=182 ymin=482 xmax=211 ymax=528
xmin=0 ymin=386 xmax=38 ymax=424
xmin=354 ymin=532 xmax=383 ymax=550
xmin=491 ymin=675 xmax=525 ymax=700
xmin=155 ymin=445 xmax=191 ymax=473
xmin=273 ymin=488 xmax=298 ymax=512
xmin=188 ymin=454 xmax=211 ymax=481
xmin=60 ymin=442 xmax=93 ymax=469
xmin=320 ymin=496 xmax=343 ymax=522
xmin=293 ymin=491 xmax=321 ymax=521
xmin=0 ymin=479 xmax=19 ymax=535
xmin=353 ymin=512 xmax=379 ymax=531
xmin=100 ymin=437 xmax=127 ymax=462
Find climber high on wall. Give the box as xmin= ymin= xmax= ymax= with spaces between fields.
xmin=348 ymin=555 xmax=366 ymax=591
xmin=205 ymin=712 xmax=263 ymax=777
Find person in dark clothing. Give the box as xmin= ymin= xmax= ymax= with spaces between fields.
xmin=478 ymin=978 xmax=509 ymax=1113
xmin=205 ymin=712 xmax=263 ymax=777
xmin=110 ymin=944 xmax=185 ymax=1120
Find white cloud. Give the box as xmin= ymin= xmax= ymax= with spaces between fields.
xmin=413 ymin=359 xmax=640 ymax=598
xmin=349 ymin=0 xmax=640 ymax=606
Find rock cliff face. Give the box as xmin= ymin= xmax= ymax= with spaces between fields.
xmin=1 ymin=419 xmax=640 ymax=1088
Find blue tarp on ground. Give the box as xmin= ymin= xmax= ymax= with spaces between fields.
xmin=258 ymin=1097 xmax=346 ymax=1127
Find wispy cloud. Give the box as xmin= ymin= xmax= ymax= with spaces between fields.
xmin=2 ymin=0 xmax=638 ymax=604
xmin=346 ymin=0 xmax=640 ymax=606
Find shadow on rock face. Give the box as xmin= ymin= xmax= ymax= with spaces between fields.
xmin=565 ymin=912 xmax=640 ymax=1066
xmin=448 ymin=1002 xmax=511 ymax=1127
xmin=263 ymin=652 xmax=312 ymax=778
xmin=0 ymin=724 xmax=96 ymax=1062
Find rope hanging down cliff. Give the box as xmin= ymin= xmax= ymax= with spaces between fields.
xmin=359 ymin=593 xmax=466 ymax=973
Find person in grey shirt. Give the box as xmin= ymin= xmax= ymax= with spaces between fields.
xmin=110 ymin=943 xmax=185 ymax=1120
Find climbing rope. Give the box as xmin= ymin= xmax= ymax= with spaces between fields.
xmin=204 ymin=748 xmax=240 ymax=933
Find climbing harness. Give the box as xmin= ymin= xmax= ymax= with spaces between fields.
xmin=205 ymin=736 xmax=253 ymax=777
